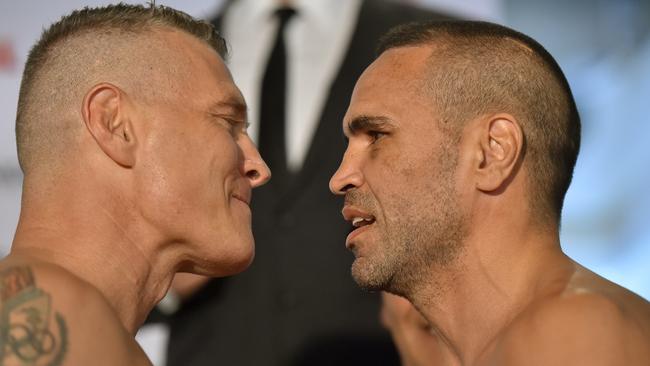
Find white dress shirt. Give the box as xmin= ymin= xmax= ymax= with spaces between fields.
xmin=223 ymin=0 xmax=362 ymax=171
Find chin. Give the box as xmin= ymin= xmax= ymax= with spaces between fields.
xmin=351 ymin=258 xmax=391 ymax=292
xmin=220 ymin=237 xmax=256 ymax=276
xmin=190 ymin=233 xmax=256 ymax=277
xmin=197 ymin=254 xmax=254 ymax=278
xmin=225 ymin=246 xmax=255 ymax=275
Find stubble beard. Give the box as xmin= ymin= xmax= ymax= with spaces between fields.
xmin=350 ymin=154 xmax=466 ymax=298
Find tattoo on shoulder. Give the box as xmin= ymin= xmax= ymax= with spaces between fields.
xmin=0 ymin=266 xmax=67 ymax=366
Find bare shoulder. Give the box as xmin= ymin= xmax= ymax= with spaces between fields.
xmin=0 ymin=258 xmax=151 ymax=366
xmin=491 ymin=268 xmax=650 ymax=366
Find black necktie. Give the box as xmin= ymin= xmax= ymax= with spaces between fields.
xmin=258 ymin=7 xmax=296 ymax=190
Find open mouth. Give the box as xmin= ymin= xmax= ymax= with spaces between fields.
xmin=346 ymin=214 xmax=376 ymax=246
xmin=351 ymin=217 xmax=375 ymax=228
xmin=342 ymin=206 xmax=376 ymax=246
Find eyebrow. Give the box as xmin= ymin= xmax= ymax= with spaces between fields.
xmin=207 ymin=97 xmax=250 ymax=128
xmin=346 ymin=115 xmax=395 ymax=135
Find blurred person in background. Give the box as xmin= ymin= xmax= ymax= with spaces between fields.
xmin=330 ymin=20 xmax=650 ymax=366
xmin=2 ymin=3 xmax=269 ymax=365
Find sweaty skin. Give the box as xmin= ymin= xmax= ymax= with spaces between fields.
xmin=382 ymin=264 xmax=650 ymax=366
xmin=330 ymin=44 xmax=650 ymax=366
xmin=3 ymin=23 xmax=270 ymax=366
xmin=0 ymin=261 xmax=151 ymax=366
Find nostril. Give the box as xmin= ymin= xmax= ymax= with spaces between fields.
xmin=247 ymin=170 xmax=260 ymax=180
xmin=341 ymin=183 xmax=356 ymax=193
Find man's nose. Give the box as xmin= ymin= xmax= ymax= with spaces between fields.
xmin=241 ymin=136 xmax=271 ymax=188
xmin=329 ymin=150 xmax=364 ymax=195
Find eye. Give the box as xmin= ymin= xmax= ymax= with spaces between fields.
xmin=221 ymin=118 xmax=246 ymax=138
xmin=368 ymin=130 xmax=386 ymax=143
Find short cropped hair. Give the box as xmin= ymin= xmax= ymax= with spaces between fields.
xmin=377 ymin=21 xmax=581 ymax=223
xmin=16 ymin=3 xmax=227 ymax=173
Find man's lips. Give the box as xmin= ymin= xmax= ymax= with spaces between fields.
xmin=342 ymin=206 xmax=376 ymax=247
xmin=341 ymin=206 xmax=375 ymax=222
xmin=232 ymin=192 xmax=251 ymax=206
xmin=346 ymin=225 xmax=372 ymax=248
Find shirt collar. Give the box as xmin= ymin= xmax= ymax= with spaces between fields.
xmin=230 ymin=0 xmax=356 ymax=27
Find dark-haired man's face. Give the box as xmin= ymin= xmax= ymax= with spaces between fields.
xmin=329 ymin=46 xmax=467 ymax=295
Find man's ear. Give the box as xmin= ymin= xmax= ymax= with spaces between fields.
xmin=82 ymin=83 xmax=136 ymax=167
xmin=474 ymin=114 xmax=523 ymax=192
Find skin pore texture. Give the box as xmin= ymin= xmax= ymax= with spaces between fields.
xmin=4 ymin=21 xmax=270 ymax=366
xmin=338 ymin=75 xmax=466 ymax=299
xmin=330 ymin=44 xmax=650 ymax=366
xmin=332 ymin=46 xmax=470 ymax=302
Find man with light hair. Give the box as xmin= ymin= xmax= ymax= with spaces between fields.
xmin=1 ymin=4 xmax=269 ymax=365
xmin=330 ymin=20 xmax=650 ymax=365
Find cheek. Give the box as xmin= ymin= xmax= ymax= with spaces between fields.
xmin=366 ymin=148 xmax=416 ymax=195
xmin=221 ymin=139 xmax=242 ymax=172
xmin=139 ymin=137 xmax=210 ymax=208
xmin=204 ymin=140 xmax=242 ymax=198
xmin=368 ymin=148 xmax=437 ymax=218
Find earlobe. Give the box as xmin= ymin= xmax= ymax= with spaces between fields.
xmin=82 ymin=83 xmax=137 ymax=168
xmin=475 ymin=114 xmax=523 ymax=192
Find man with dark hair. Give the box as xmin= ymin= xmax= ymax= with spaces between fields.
xmin=330 ymin=20 xmax=650 ymax=365
xmin=3 ymin=3 xmax=269 ymax=365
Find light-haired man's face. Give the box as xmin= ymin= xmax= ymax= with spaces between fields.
xmin=135 ymin=30 xmax=269 ymax=276
xmin=329 ymin=46 xmax=467 ymax=295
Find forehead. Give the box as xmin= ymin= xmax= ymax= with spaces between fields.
xmin=344 ymin=46 xmax=436 ymax=131
xmin=152 ymin=29 xmax=244 ymax=107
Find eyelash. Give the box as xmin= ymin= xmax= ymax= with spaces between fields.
xmin=368 ymin=130 xmax=386 ymax=143
xmin=220 ymin=118 xmax=244 ymax=137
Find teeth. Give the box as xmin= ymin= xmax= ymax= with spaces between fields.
xmin=352 ymin=217 xmax=374 ymax=227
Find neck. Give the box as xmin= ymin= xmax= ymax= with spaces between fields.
xmin=407 ymin=218 xmax=574 ymax=365
xmin=11 ymin=183 xmax=177 ymax=334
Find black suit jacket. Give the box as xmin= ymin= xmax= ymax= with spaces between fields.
xmin=163 ymin=2 xmax=449 ymax=365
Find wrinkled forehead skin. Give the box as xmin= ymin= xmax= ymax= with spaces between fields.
xmin=344 ymin=45 xmax=438 ymax=135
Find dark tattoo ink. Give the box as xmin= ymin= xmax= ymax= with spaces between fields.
xmin=0 ymin=266 xmax=67 ymax=365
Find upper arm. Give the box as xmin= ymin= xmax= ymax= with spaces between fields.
xmin=493 ymin=293 xmax=650 ymax=366
xmin=0 ymin=263 xmax=151 ymax=366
